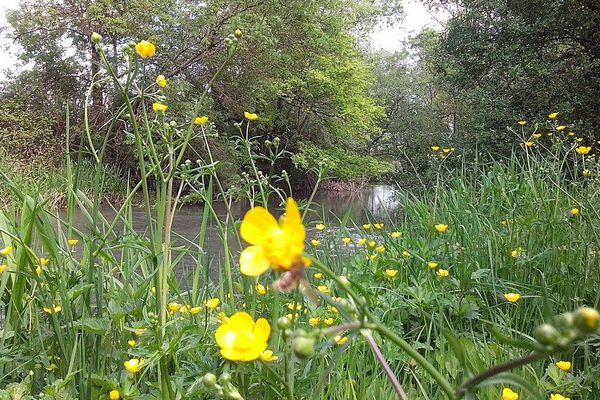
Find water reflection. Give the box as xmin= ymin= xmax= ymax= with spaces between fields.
xmin=66 ymin=185 xmax=400 ymax=279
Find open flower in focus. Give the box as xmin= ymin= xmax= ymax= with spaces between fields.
xmin=502 ymin=387 xmax=519 ymax=400
xmin=548 ymin=112 xmax=558 ymax=119
xmin=67 ymin=239 xmax=78 ymax=247
xmin=309 ymin=317 xmax=321 ymax=326
xmin=431 ymin=146 xmax=440 ymax=151
xmin=109 ymin=390 xmax=120 ymax=400
xmin=313 ymin=272 xmax=323 ymax=280
xmin=315 ymin=223 xmax=325 ymax=231
xmin=363 ymin=223 xmax=372 ymax=230
xmin=570 ymin=207 xmax=580 ymax=217
xmin=550 ymin=394 xmax=570 ymax=400
xmin=374 ymin=223 xmax=384 ymax=230
xmin=256 ymin=283 xmax=267 ymax=295
xmin=135 ymin=40 xmax=156 ymax=58
xmin=342 ymin=237 xmax=351 ymax=245
xmin=215 ymin=311 xmax=270 ymax=362
xmin=239 ymin=198 xmax=305 ymax=276
xmin=310 ymin=239 xmax=320 ymax=247
xmin=517 ymin=120 xmax=526 ymax=126
xmin=427 ymin=261 xmax=438 ymax=269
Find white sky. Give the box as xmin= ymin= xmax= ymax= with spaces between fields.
xmin=0 ymin=0 xmax=448 ymax=80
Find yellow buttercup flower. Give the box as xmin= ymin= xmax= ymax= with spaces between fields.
xmin=427 ymin=261 xmax=438 ymax=269
xmin=504 ymin=293 xmax=521 ymax=303
xmin=431 ymin=146 xmax=440 ymax=151
xmin=0 ymin=246 xmax=12 ymax=256
xmin=511 ymin=247 xmax=523 ymax=258
xmin=582 ymin=169 xmax=591 ymax=177
xmin=0 ymin=264 xmax=7 ymax=273
xmin=385 ymin=269 xmax=398 ymax=278
xmin=374 ymin=223 xmax=384 ymax=230
xmin=517 ymin=120 xmax=526 ymax=126
xmin=205 ymin=298 xmax=221 ymax=309
xmin=532 ymin=133 xmax=541 ymax=139
xmin=575 ymin=146 xmax=591 ymax=155
xmin=402 ymin=250 xmax=411 ymax=257
xmin=155 ymin=74 xmax=167 ymax=87
xmin=334 ymin=335 xmax=348 ymax=345
xmin=443 ymin=148 xmax=451 ymax=153
xmin=259 ymin=350 xmax=278 ymax=362
xmin=556 ymin=361 xmax=571 ymax=371
xmin=194 ymin=116 xmax=209 ymax=125
xmin=39 ymin=258 xmax=49 ymax=266
xmin=36 ymin=266 xmax=43 ymax=276
xmin=168 ymin=302 xmax=182 ymax=312
xmin=502 ymin=387 xmax=519 ymax=400
xmin=317 ymin=285 xmax=330 ymax=294
xmin=436 ymin=269 xmax=449 ymax=278
xmin=152 ymin=102 xmax=168 ymax=112
xmin=43 ymin=305 xmax=62 ymax=314
xmin=363 ymin=223 xmax=372 ymax=230
xmin=568 ymin=132 xmax=575 ymax=136
xmin=135 ymin=40 xmax=156 ymax=58
xmin=368 ymin=241 xmax=376 ymax=249
xmin=548 ymin=112 xmax=558 ymax=119
xmin=287 ymin=303 xmax=302 ymax=311
xmin=315 ymin=223 xmax=325 ymax=231
xmin=309 ymin=317 xmax=321 ymax=327
xmin=524 ymin=141 xmax=534 ymax=148
xmin=313 ymin=272 xmax=323 ymax=280
xmin=570 ymin=207 xmax=580 ymax=216
xmin=342 ymin=237 xmax=351 ymax=245
xmin=67 ymin=239 xmax=79 ymax=247
xmin=556 ymin=125 xmax=566 ymax=131
xmin=244 ymin=112 xmax=259 ymax=121
xmin=310 ymin=239 xmax=320 ymax=247
xmin=127 ymin=339 xmax=136 ymax=347
xmin=190 ymin=306 xmax=202 ymax=315
xmin=357 ymin=238 xmax=367 ymax=246
xmin=109 ymin=390 xmax=120 ymax=400
xmin=550 ymin=394 xmax=570 ymax=400
xmin=368 ymin=254 xmax=377 ymax=261
xmin=239 ymin=198 xmax=305 ymax=276
xmin=256 ymin=283 xmax=267 ymax=295
xmin=124 ymin=358 xmax=144 ymax=373
xmin=375 ymin=245 xmax=385 ymax=253
xmin=390 ymin=231 xmax=401 ymax=238
xmin=323 ymin=317 xmax=334 ymax=325
xmin=215 ymin=311 xmax=270 ymax=361
xmin=434 ymin=224 xmax=448 ymax=233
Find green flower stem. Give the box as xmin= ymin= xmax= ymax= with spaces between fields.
xmin=310 ymin=257 xmax=455 ymax=399
xmin=454 ymin=352 xmax=545 ymax=399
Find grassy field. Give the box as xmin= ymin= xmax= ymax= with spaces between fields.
xmin=0 ymin=34 xmax=598 ymax=400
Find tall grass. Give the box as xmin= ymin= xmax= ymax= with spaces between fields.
xmin=0 ymin=32 xmax=598 ymax=400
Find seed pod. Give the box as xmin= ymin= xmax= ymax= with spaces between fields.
xmin=574 ymin=307 xmax=600 ymax=335
xmin=533 ymin=323 xmax=560 ymax=346
xmin=293 ymin=336 xmax=316 ymax=359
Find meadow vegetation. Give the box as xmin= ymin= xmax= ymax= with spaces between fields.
xmin=0 ymin=31 xmax=598 ymax=400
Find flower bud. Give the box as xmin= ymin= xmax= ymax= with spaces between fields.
xmin=533 ymin=323 xmax=560 ymax=346
xmin=202 ymin=373 xmax=217 ymax=387
xmin=293 ymin=336 xmax=315 ymax=359
xmin=234 ymin=29 xmax=243 ymax=38
xmin=219 ymin=372 xmax=231 ymax=384
xmin=574 ymin=307 xmax=600 ymax=335
xmin=277 ymin=316 xmax=292 ymax=329
xmin=91 ymin=32 xmax=103 ymax=44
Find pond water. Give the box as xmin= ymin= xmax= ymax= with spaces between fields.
xmin=68 ymin=184 xmax=400 ymax=278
